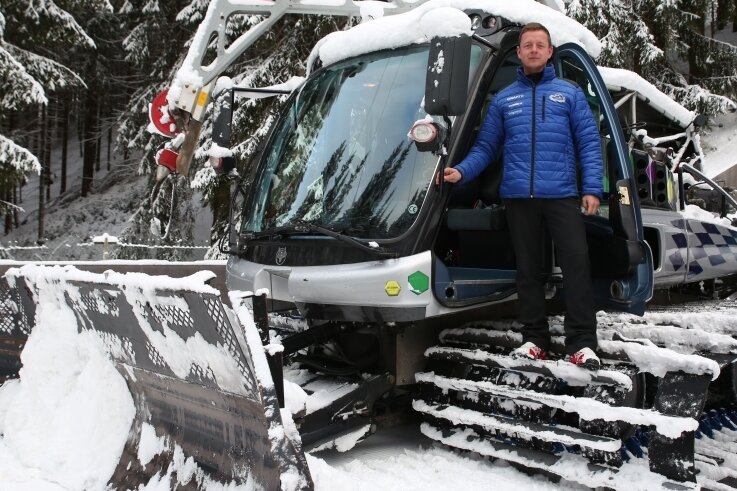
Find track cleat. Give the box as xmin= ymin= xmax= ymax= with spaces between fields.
xmin=510 ymin=342 xmax=547 ymax=360
xmin=624 ymin=436 xmax=644 ymax=458
xmin=699 ymin=418 xmax=715 ymax=439
xmin=566 ymin=348 xmax=600 ymax=370
xmin=717 ymin=409 xmax=737 ymax=430
xmin=707 ymin=410 xmax=723 ymax=431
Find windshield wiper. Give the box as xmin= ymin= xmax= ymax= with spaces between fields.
xmin=244 ymin=221 xmax=398 ymax=258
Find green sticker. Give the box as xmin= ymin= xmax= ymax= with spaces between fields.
xmin=408 ymin=271 xmax=429 ymax=295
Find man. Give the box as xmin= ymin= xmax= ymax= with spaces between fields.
xmin=443 ymin=22 xmax=603 ymax=369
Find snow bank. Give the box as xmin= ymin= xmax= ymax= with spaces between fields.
xmin=0 ymin=268 xmax=135 ymax=491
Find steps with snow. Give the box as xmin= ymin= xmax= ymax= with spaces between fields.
xmin=414 ymin=324 xmax=716 ymax=489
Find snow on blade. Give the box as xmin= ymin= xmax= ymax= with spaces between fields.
xmin=137 ymin=423 xmax=167 ymax=467
xmin=230 ymin=292 xmax=312 ymax=491
xmin=0 ymin=268 xmax=135 ymax=491
xmin=7 ymin=264 xmax=250 ymax=396
xmin=6 ymin=263 xmax=219 ymax=295
xmin=311 ymin=0 xmax=601 ymax=69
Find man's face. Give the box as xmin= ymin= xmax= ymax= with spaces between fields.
xmin=517 ymin=30 xmax=553 ymax=74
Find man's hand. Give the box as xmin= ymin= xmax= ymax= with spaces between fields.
xmin=582 ymin=195 xmax=600 ymax=216
xmin=441 ymin=167 xmax=462 ymax=184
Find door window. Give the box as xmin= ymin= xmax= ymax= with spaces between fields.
xmin=557 ymin=54 xmax=612 ymax=213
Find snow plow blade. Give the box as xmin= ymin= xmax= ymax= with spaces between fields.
xmin=3 ymin=265 xmax=312 ymax=490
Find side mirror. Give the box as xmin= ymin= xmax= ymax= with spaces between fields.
xmin=212 ymin=87 xmax=233 ymax=148
xmin=424 ymin=35 xmax=471 ymax=116
xmin=210 ymin=87 xmax=236 ymax=175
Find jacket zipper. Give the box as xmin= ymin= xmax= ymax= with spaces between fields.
xmin=530 ymin=83 xmax=537 ymax=198
xmin=542 ymin=95 xmax=546 ymax=122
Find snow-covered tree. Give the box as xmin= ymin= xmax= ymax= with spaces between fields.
xmin=568 ymin=0 xmax=737 ymax=115
xmin=113 ymin=0 xmax=203 ymax=260
xmin=0 ymin=1 xmax=93 ymax=233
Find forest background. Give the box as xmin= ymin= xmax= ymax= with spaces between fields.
xmin=1 ymin=0 xmax=737 ymax=260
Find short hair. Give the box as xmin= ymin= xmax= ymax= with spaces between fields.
xmin=519 ymin=22 xmax=552 ymax=47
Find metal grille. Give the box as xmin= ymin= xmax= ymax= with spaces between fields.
xmin=190 ymin=364 xmax=216 ymax=383
xmin=153 ymin=304 xmax=194 ymax=330
xmin=205 ymin=296 xmax=257 ymax=394
xmin=146 ymin=341 xmax=166 ymax=367
xmin=0 ymin=278 xmax=15 ymax=334
xmin=79 ymin=289 xmax=121 ymax=317
xmin=95 ymin=331 xmax=135 ymax=362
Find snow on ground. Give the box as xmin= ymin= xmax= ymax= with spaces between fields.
xmin=0 ymin=134 xmax=212 ymax=262
xmin=308 ymin=424 xmax=573 ymax=490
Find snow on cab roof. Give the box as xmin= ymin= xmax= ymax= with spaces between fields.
xmin=311 ymin=0 xmax=602 ymax=69
xmin=599 ymin=66 xmax=696 ymax=128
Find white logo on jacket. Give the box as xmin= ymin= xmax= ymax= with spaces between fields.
xmin=549 ymin=93 xmax=566 ymax=103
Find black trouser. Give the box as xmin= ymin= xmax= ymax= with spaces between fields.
xmin=504 ymin=198 xmax=597 ymax=354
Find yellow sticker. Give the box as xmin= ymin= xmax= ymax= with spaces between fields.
xmin=385 ymin=280 xmax=401 ymax=297
xmin=196 ymin=91 xmax=209 ymax=107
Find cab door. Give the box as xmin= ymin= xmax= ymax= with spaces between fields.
xmin=553 ymin=44 xmax=654 ymax=315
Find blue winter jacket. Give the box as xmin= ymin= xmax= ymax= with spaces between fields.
xmin=455 ymin=64 xmax=603 ymax=199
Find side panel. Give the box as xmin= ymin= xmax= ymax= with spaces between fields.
xmin=641 ymin=209 xmax=689 ymax=288
xmin=685 ymin=219 xmax=737 ymax=282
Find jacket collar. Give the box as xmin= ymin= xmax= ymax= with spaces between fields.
xmin=517 ymin=64 xmax=556 ymax=87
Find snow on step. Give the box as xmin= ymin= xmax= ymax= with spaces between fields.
xmin=598 ymin=340 xmax=720 ymax=380
xmin=707 ymin=427 xmax=737 ymax=444
xmin=412 ymin=400 xmax=622 ymax=452
xmin=696 ymin=438 xmax=737 ymax=467
xmin=603 ymin=304 xmax=737 ymax=337
xmin=420 ymin=423 xmax=697 ymax=491
xmin=598 ymin=322 xmax=737 ymax=355
xmin=415 ymin=372 xmax=698 ymax=439
xmin=424 ymin=346 xmax=632 ymax=389
xmin=439 ymin=326 xmax=522 ymax=344
xmin=694 ymin=460 xmax=737 ymax=491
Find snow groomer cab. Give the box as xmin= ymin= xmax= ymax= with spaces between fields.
xmin=223 ymin=2 xmax=655 ymax=321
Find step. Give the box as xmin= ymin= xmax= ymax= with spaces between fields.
xmin=420 ymin=422 xmax=697 ymax=491
xmin=598 ymin=339 xmax=720 ymax=380
xmin=425 ymin=346 xmax=633 ymax=389
xmin=412 ymin=399 xmax=622 ymax=453
xmin=416 ymin=372 xmax=698 ymax=439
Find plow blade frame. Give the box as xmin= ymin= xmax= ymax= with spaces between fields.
xmin=4 ymin=266 xmax=312 ymax=490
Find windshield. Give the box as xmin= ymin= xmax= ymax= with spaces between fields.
xmin=243 ymin=46 xmax=442 ymax=240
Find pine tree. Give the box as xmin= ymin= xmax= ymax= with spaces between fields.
xmin=0 ymin=1 xmax=92 ymax=233
xmin=568 ymin=0 xmax=737 ymax=115
xmin=114 ymin=0 xmax=203 ymax=260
